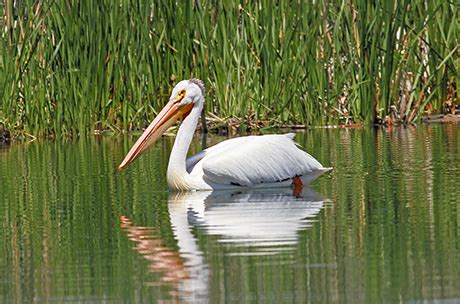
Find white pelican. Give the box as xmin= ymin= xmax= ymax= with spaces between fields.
xmin=118 ymin=79 xmax=331 ymax=190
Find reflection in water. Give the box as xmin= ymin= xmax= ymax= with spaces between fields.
xmin=121 ymin=187 xmax=326 ymax=301
xmin=0 ymin=142 xmax=11 ymax=153
xmin=170 ymin=188 xmax=325 ymax=254
xmin=121 ymin=213 xmax=208 ymax=302
xmin=119 ymin=216 xmax=189 ymax=285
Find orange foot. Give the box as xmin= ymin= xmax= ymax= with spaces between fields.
xmin=292 ymin=176 xmax=304 ymax=197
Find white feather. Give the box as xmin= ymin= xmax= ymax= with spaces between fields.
xmin=187 ymin=133 xmax=330 ymax=188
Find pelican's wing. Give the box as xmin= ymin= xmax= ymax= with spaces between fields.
xmin=196 ymin=133 xmax=328 ymax=187
xmin=186 ymin=135 xmax=259 ymax=173
xmin=185 ymin=133 xmax=260 ymax=173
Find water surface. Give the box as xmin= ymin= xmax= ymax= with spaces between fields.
xmin=0 ymin=124 xmax=459 ymax=303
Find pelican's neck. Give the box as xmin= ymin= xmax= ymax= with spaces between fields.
xmin=167 ymin=100 xmax=203 ymax=189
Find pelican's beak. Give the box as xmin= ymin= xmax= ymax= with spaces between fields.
xmin=118 ymin=98 xmax=193 ymax=170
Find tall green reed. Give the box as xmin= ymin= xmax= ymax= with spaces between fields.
xmin=1 ymin=0 xmax=457 ymax=137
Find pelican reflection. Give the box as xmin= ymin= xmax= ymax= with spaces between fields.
xmin=170 ymin=187 xmax=326 ymax=254
xmin=121 ymin=187 xmax=326 ymax=301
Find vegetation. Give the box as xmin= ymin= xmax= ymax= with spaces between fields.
xmin=1 ymin=0 xmax=458 ymax=137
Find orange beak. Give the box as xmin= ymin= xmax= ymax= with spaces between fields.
xmin=118 ymin=99 xmax=193 ymax=170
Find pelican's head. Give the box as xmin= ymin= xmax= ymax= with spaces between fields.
xmin=171 ymin=78 xmax=206 ymax=105
xmin=118 ymin=79 xmax=205 ymax=170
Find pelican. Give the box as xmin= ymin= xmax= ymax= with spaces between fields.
xmin=118 ymin=79 xmax=331 ymax=190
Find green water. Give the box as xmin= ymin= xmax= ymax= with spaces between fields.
xmin=0 ymin=124 xmax=459 ymax=303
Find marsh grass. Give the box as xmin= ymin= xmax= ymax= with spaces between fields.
xmin=1 ymin=0 xmax=458 ymax=137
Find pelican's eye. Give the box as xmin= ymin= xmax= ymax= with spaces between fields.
xmin=175 ymin=90 xmax=186 ymax=103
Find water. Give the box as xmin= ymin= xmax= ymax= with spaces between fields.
xmin=0 ymin=124 xmax=459 ymax=303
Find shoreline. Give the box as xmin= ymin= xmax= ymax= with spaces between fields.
xmin=1 ymin=113 xmax=459 ymax=142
